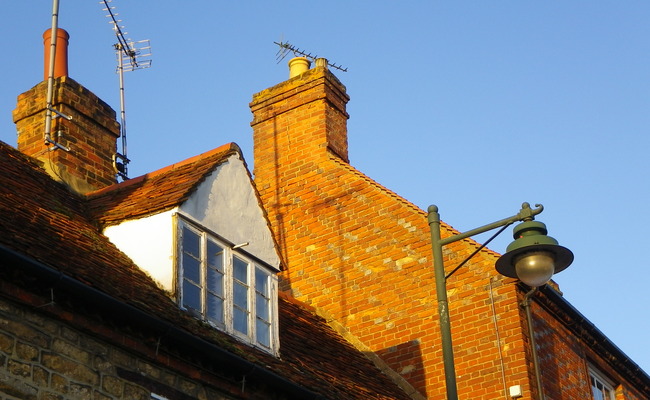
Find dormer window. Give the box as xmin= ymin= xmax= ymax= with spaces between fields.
xmin=177 ymin=217 xmax=278 ymax=353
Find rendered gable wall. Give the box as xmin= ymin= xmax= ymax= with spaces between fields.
xmin=179 ymin=154 xmax=280 ymax=270
xmin=104 ymin=154 xmax=281 ymax=292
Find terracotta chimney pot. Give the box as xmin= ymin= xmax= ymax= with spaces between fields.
xmin=43 ymin=28 xmax=69 ymax=81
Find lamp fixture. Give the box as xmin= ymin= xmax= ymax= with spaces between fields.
xmin=428 ymin=202 xmax=573 ymax=400
xmin=496 ymin=220 xmax=573 ymax=287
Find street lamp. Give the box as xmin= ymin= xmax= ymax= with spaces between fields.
xmin=427 ymin=202 xmax=573 ymax=400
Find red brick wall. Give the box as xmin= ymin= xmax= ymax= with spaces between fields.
xmin=531 ymin=293 xmax=647 ymax=400
xmin=13 ymin=77 xmax=119 ymax=194
xmin=251 ymin=66 xmax=533 ymax=398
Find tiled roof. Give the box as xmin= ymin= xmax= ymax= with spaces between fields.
xmin=86 ymin=143 xmax=241 ymax=227
xmin=0 ymin=141 xmax=411 ymax=400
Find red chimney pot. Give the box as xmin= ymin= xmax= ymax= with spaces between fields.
xmin=43 ymin=28 xmax=69 ymax=81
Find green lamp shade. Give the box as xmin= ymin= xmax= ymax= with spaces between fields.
xmin=495 ymin=220 xmax=573 ymax=287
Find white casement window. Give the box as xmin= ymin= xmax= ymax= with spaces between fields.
xmin=589 ymin=366 xmax=615 ymax=400
xmin=177 ymin=217 xmax=278 ymax=353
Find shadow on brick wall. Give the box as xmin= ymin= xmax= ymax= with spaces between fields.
xmin=376 ymin=339 xmax=426 ymax=397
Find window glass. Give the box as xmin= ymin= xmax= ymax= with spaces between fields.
xmin=233 ymin=257 xmax=248 ymax=283
xmin=255 ymin=268 xmax=269 ymax=295
xmin=590 ymin=367 xmax=615 ymax=400
xmin=182 ymin=253 xmax=201 ymax=283
xmin=182 ymin=280 xmax=201 ymax=312
xmin=206 ymin=292 xmax=224 ymax=325
xmin=256 ymin=318 xmax=271 ymax=348
xmin=207 ymin=240 xmax=224 ymax=271
xmin=207 ymin=266 xmax=224 ymax=295
xmin=233 ymin=307 xmax=249 ymax=334
xmin=182 ymin=227 xmax=200 ymax=257
xmin=177 ymin=219 xmax=277 ymax=353
xmin=256 ymin=292 xmax=269 ymax=320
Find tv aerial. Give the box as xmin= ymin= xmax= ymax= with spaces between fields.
xmin=100 ymin=0 xmax=152 ymax=180
xmin=274 ymin=41 xmax=347 ymax=72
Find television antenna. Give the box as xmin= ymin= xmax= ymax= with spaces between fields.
xmin=274 ymin=41 xmax=347 ymax=72
xmin=100 ymin=0 xmax=152 ymax=180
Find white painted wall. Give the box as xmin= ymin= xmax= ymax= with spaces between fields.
xmin=104 ymin=209 xmax=177 ymax=291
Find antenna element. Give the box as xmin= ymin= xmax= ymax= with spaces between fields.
xmin=274 ymin=41 xmax=348 ymax=72
xmin=101 ymin=0 xmax=152 ymax=180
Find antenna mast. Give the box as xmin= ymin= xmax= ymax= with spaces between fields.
xmin=44 ymin=0 xmax=72 ymax=152
xmin=274 ymin=41 xmax=348 ymax=72
xmin=101 ymin=0 xmax=151 ymax=180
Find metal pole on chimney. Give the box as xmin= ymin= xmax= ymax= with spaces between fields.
xmin=44 ymin=0 xmax=60 ymax=146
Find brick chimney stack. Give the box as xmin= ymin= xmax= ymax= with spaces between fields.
xmin=13 ymin=28 xmax=120 ymax=194
xmin=250 ymin=58 xmax=350 ymax=256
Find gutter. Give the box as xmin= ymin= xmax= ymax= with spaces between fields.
xmin=0 ymin=244 xmax=323 ymax=400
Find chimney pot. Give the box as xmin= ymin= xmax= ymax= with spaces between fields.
xmin=288 ymin=57 xmax=311 ymax=78
xmin=315 ymin=58 xmax=328 ymax=69
xmin=43 ymin=28 xmax=69 ymax=81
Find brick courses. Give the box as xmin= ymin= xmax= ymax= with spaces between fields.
xmin=13 ymin=76 xmax=120 ymax=194
xmin=251 ymin=66 xmax=531 ymax=398
xmin=250 ymin=64 xmax=650 ymax=399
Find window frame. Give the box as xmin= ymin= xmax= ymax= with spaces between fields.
xmin=175 ymin=215 xmax=279 ymax=354
xmin=588 ymin=365 xmax=616 ymax=400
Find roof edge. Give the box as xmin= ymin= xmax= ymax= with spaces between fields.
xmin=86 ymin=143 xmax=242 ymax=198
xmin=536 ymin=284 xmax=650 ymax=395
xmin=0 ymin=242 xmax=324 ymax=399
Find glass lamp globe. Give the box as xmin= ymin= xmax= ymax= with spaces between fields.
xmin=513 ymin=251 xmax=556 ymax=287
xmin=496 ymin=220 xmax=573 ymax=287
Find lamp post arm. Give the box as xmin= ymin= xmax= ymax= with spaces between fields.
xmin=435 ymin=202 xmax=543 ymax=247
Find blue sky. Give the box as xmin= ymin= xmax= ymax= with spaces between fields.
xmin=1 ymin=1 xmax=649 ymax=375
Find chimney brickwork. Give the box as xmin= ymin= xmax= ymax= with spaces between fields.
xmin=13 ymin=28 xmax=120 ymax=194
xmin=251 ymin=64 xmax=532 ymax=398
xmin=13 ymin=76 xmax=120 ymax=194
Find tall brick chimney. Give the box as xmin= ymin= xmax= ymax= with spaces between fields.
xmin=250 ymin=58 xmax=351 ymax=261
xmin=250 ymin=57 xmax=350 ymax=168
xmin=13 ymin=28 xmax=120 ymax=194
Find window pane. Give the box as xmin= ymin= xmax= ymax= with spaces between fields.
xmin=234 ymin=257 xmax=248 ymax=283
xmin=207 ymin=267 xmax=224 ymax=297
xmin=207 ymin=293 xmax=224 ymax=325
xmin=255 ymin=268 xmax=269 ymax=295
xmin=590 ymin=371 xmax=614 ymax=400
xmin=182 ymin=253 xmax=201 ymax=283
xmin=207 ymin=240 xmax=224 ymax=271
xmin=182 ymin=280 xmax=201 ymax=312
xmin=256 ymin=292 xmax=270 ymax=321
xmin=256 ymin=319 xmax=271 ymax=347
xmin=234 ymin=281 xmax=248 ymax=309
xmin=234 ymin=308 xmax=248 ymax=334
xmin=182 ymin=227 xmax=200 ymax=257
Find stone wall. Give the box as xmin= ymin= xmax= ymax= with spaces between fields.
xmin=0 ymin=296 xmax=235 ymax=400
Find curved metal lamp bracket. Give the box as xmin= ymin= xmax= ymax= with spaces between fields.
xmin=516 ymin=202 xmax=544 ymax=222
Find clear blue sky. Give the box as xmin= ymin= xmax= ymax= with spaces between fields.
xmin=2 ymin=1 xmax=649 ymax=375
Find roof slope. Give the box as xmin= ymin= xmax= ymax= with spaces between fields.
xmin=86 ymin=142 xmax=241 ymax=227
xmin=0 ymin=141 xmax=411 ymax=400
